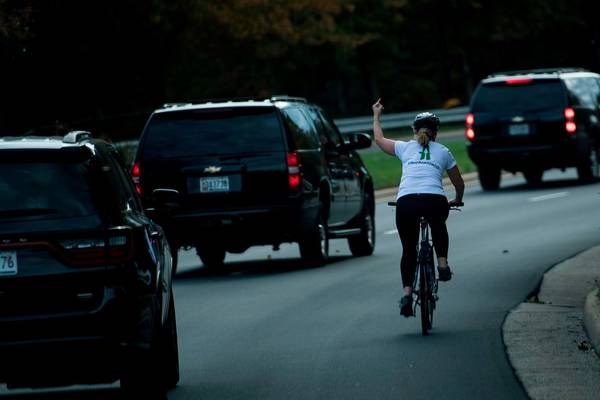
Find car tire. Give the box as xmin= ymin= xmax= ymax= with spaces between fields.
xmin=585 ymin=145 xmax=600 ymax=180
xmin=576 ymin=138 xmax=599 ymax=182
xmin=196 ymin=245 xmax=226 ymax=270
xmin=523 ymin=169 xmax=543 ymax=186
xmin=348 ymin=192 xmax=375 ymax=257
xmin=171 ymin=245 xmax=178 ymax=276
xmin=577 ymin=162 xmax=593 ymax=182
xmin=161 ymin=291 xmax=180 ymax=390
xmin=120 ymin=309 xmax=171 ymax=400
xmin=593 ymin=146 xmax=600 ymax=179
xmin=299 ymin=202 xmax=329 ymax=267
xmin=478 ymin=167 xmax=501 ymax=190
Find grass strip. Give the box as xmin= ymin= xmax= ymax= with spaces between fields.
xmin=360 ymin=138 xmax=477 ymax=190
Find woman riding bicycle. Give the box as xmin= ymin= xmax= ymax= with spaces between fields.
xmin=372 ymin=99 xmax=465 ymax=317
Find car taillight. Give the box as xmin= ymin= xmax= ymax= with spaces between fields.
xmin=465 ymin=113 xmax=475 ymax=141
xmin=564 ymin=107 xmax=576 ymax=134
xmin=131 ymin=161 xmax=142 ymax=195
xmin=287 ymin=152 xmax=301 ymax=190
xmin=58 ymin=228 xmax=133 ymax=266
xmin=506 ymin=78 xmax=533 ymax=85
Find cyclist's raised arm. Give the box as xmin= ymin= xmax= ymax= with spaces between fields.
xmin=372 ymin=99 xmax=396 ymax=156
xmin=447 ymin=165 xmax=465 ymax=206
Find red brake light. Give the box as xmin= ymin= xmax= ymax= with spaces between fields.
xmin=287 ymin=153 xmax=301 ymax=190
xmin=564 ymin=108 xmax=576 ymax=134
xmin=466 ymin=113 xmax=474 ymax=126
xmin=466 ymin=128 xmax=475 ymax=141
xmin=506 ymin=78 xmax=533 ymax=85
xmin=131 ymin=161 xmax=142 ymax=195
xmin=564 ymin=107 xmax=575 ymax=119
xmin=465 ymin=113 xmax=475 ymax=141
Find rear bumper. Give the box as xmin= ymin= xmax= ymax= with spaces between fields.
xmin=467 ymin=141 xmax=579 ymax=171
xmin=0 ymin=285 xmax=156 ymax=385
xmin=156 ymin=201 xmax=319 ymax=249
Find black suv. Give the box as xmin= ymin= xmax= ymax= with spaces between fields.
xmin=0 ymin=132 xmax=178 ymax=398
xmin=133 ymin=96 xmax=375 ymax=269
xmin=466 ymin=68 xmax=600 ymax=189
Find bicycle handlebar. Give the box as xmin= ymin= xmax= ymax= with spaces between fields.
xmin=387 ymin=201 xmax=464 ymax=208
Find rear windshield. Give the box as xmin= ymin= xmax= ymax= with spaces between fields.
xmin=141 ymin=107 xmax=285 ymax=159
xmin=0 ymin=151 xmax=110 ymax=223
xmin=472 ymin=80 xmax=568 ymax=112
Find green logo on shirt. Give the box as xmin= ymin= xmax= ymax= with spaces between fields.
xmin=419 ymin=147 xmax=431 ymax=160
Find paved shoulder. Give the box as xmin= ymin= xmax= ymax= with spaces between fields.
xmin=503 ymin=245 xmax=600 ymax=400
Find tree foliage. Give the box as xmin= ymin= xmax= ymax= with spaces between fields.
xmin=1 ymin=0 xmax=600 ymax=139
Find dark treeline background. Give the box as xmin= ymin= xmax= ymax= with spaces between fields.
xmin=2 ymin=0 xmax=600 ymax=140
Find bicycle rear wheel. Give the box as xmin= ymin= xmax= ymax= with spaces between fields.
xmin=426 ymin=262 xmax=436 ymax=331
xmin=419 ymin=262 xmax=430 ymax=336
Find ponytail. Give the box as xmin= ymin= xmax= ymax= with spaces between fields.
xmin=415 ymin=128 xmax=432 ymax=147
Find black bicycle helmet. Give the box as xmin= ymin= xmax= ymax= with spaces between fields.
xmin=412 ymin=112 xmax=440 ymax=133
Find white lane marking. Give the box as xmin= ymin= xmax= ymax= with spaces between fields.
xmin=528 ymin=192 xmax=569 ymax=202
xmin=384 ymin=229 xmax=398 ymax=235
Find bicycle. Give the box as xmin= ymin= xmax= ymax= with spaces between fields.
xmin=388 ymin=201 xmax=463 ymax=335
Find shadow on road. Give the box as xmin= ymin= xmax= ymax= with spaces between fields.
xmin=492 ymin=176 xmax=598 ymax=193
xmin=0 ymin=387 xmax=120 ymax=400
xmin=175 ymin=255 xmax=354 ymax=281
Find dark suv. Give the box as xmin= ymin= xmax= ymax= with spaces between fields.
xmin=466 ymin=68 xmax=600 ymax=189
xmin=0 ymin=132 xmax=178 ymax=398
xmin=133 ymin=96 xmax=375 ymax=269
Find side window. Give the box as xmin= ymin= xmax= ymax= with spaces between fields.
xmin=281 ymin=108 xmax=320 ymax=150
xmin=317 ymin=110 xmax=343 ymax=148
xmin=303 ymin=107 xmax=334 ymax=149
xmin=564 ymin=78 xmax=597 ymax=108
xmin=106 ymin=150 xmax=142 ymax=212
xmin=592 ymin=78 xmax=600 ymax=106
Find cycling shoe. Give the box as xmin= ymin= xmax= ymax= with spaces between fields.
xmin=399 ymin=294 xmax=414 ymax=317
xmin=437 ymin=265 xmax=452 ymax=282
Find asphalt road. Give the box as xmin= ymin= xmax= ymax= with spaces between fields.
xmin=2 ymin=169 xmax=600 ymax=399
xmin=170 ymin=168 xmax=600 ymax=400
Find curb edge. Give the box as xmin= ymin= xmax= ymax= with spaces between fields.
xmin=584 ymin=290 xmax=600 ymax=352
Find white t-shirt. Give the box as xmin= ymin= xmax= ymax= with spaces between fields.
xmin=394 ymin=140 xmax=457 ymax=199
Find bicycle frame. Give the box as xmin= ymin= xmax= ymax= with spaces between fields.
xmin=412 ymin=217 xmax=437 ymax=335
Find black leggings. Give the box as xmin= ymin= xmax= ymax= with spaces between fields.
xmin=395 ymin=194 xmax=449 ymax=288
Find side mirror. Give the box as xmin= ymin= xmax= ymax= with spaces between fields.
xmin=152 ymin=189 xmax=180 ymax=212
xmin=343 ymin=132 xmax=372 ymax=150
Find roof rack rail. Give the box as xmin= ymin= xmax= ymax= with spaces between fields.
xmin=487 ymin=67 xmax=590 ymax=78
xmin=162 ymin=102 xmax=193 ymax=108
xmin=63 ymin=130 xmax=92 ymax=144
xmin=270 ymin=95 xmax=307 ymax=103
xmin=160 ymin=97 xmax=273 ymax=108
xmin=160 ymin=95 xmax=309 ymax=108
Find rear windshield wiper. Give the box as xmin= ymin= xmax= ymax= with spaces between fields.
xmin=0 ymin=208 xmax=59 ymax=219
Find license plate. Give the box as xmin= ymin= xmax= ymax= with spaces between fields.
xmin=509 ymin=124 xmax=529 ymax=135
xmin=199 ymin=176 xmax=230 ymax=193
xmin=0 ymin=251 xmax=17 ymax=276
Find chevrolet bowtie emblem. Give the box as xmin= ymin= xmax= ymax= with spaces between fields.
xmin=204 ymin=166 xmax=222 ymax=174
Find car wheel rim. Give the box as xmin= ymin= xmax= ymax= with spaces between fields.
xmin=365 ymin=215 xmax=374 ymax=247
xmin=318 ymin=223 xmax=327 ymax=257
